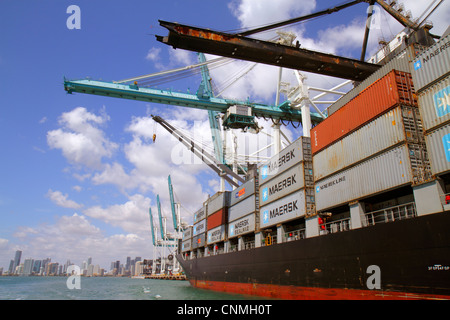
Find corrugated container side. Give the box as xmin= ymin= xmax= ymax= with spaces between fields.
xmin=312 ymin=70 xmax=417 ymax=154
xmin=328 ymin=45 xmax=419 ymax=115
xmin=411 ymin=34 xmax=450 ymax=92
xmin=259 ymin=163 xmax=305 ymax=206
xmin=207 ymin=225 xmax=226 ymax=244
xmin=315 ymin=144 xmax=413 ymax=211
xmin=182 ymin=226 xmax=193 ymax=241
xmin=207 ymin=208 xmax=227 ymax=231
xmin=228 ymin=213 xmax=255 ymax=239
xmin=229 ymin=179 xmax=255 ymax=206
xmin=260 ymin=189 xmax=306 ymax=228
xmin=228 ymin=194 xmax=256 ymax=222
xmin=193 ymin=219 xmax=207 ymax=236
xmin=192 ymin=233 xmax=206 ymax=249
xmin=425 ymin=123 xmax=450 ymax=176
xmin=313 ymin=105 xmax=422 ymax=181
xmin=181 ymin=239 xmax=192 ymax=252
xmin=258 ymin=137 xmax=307 ymax=184
xmin=206 ymin=191 xmax=231 ymax=215
xmin=418 ymin=75 xmax=450 ymax=132
xmin=193 ymin=206 xmax=206 ymax=223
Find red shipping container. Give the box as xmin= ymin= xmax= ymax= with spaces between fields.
xmin=207 ymin=208 xmax=227 ymax=231
xmin=311 ymin=70 xmax=417 ymax=154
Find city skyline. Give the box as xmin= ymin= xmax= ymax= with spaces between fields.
xmin=1 ymin=249 xmax=146 ymax=277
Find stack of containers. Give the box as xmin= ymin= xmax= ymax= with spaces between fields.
xmin=192 ymin=205 xmax=207 ymax=250
xmin=258 ymin=136 xmax=315 ymax=229
xmin=311 ymin=69 xmax=431 ymax=211
xmin=206 ymin=191 xmax=231 ymax=246
xmin=411 ymin=35 xmax=450 ymax=177
xmin=181 ymin=226 xmax=193 ymax=253
xmin=227 ymin=179 xmax=256 ymax=239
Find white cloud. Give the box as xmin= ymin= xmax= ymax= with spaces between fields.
xmin=46 ymin=189 xmax=83 ymax=209
xmin=47 ymin=107 xmax=118 ymax=169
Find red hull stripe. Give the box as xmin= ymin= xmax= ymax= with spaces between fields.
xmin=190 ymin=280 xmax=450 ymax=300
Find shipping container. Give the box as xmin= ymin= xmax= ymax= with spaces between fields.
xmin=182 ymin=226 xmax=193 ymax=241
xmin=313 ymin=105 xmax=423 ymax=181
xmin=192 ymin=233 xmax=206 ymax=249
xmin=207 ymin=191 xmax=231 ymax=215
xmin=193 ymin=206 xmax=206 ymax=223
xmin=417 ymin=75 xmax=450 ymax=132
xmin=207 ymin=225 xmax=227 ymax=244
xmin=260 ymin=189 xmax=308 ymax=228
xmin=259 ymin=163 xmax=305 ymax=206
xmin=328 ymin=45 xmax=419 ymax=115
xmin=229 ymin=178 xmax=255 ymax=207
xmin=258 ymin=136 xmax=311 ymax=184
xmin=411 ymin=34 xmax=450 ymax=92
xmin=425 ymin=123 xmax=450 ymax=176
xmin=312 ymin=70 xmax=417 ymax=154
xmin=181 ymin=239 xmax=192 ymax=252
xmin=193 ymin=219 xmax=207 ymax=236
xmin=228 ymin=213 xmax=255 ymax=239
xmin=207 ymin=208 xmax=227 ymax=231
xmin=228 ymin=194 xmax=256 ymax=222
xmin=315 ymin=144 xmax=420 ymax=211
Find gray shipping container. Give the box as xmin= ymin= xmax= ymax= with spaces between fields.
xmin=193 ymin=219 xmax=207 ymax=236
xmin=228 ymin=213 xmax=255 ymax=239
xmin=258 ymin=137 xmax=311 ymax=184
xmin=315 ymin=144 xmax=414 ymax=211
xmin=228 ymin=194 xmax=256 ymax=222
xmin=328 ymin=45 xmax=416 ymax=116
xmin=411 ymin=34 xmax=450 ymax=92
xmin=182 ymin=226 xmax=193 ymax=241
xmin=260 ymin=189 xmax=307 ymax=228
xmin=181 ymin=239 xmax=192 ymax=252
xmin=313 ymin=105 xmax=423 ymax=181
xmin=418 ymin=75 xmax=450 ymax=132
xmin=207 ymin=225 xmax=227 ymax=244
xmin=425 ymin=123 xmax=450 ymax=176
xmin=192 ymin=233 xmax=206 ymax=249
xmin=207 ymin=191 xmax=231 ymax=215
xmin=193 ymin=206 xmax=206 ymax=223
xmin=229 ymin=179 xmax=255 ymax=207
xmin=259 ymin=163 xmax=305 ymax=206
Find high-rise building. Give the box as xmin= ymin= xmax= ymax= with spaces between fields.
xmin=23 ymin=258 xmax=34 ymax=276
xmin=13 ymin=250 xmax=22 ymax=273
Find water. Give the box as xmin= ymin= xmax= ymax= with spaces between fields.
xmin=0 ymin=276 xmax=258 ymax=300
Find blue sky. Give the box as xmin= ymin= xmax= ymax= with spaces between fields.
xmin=0 ymin=0 xmax=448 ymax=270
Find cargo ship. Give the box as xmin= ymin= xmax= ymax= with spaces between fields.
xmin=176 ymin=33 xmax=450 ymax=300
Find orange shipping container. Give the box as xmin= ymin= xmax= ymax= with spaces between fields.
xmin=311 ymin=70 xmax=417 ymax=154
xmin=207 ymin=208 xmax=227 ymax=231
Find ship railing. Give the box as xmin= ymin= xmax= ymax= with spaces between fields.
xmin=321 ymin=218 xmax=351 ymax=235
xmin=285 ymin=229 xmax=306 ymax=242
xmin=364 ymin=202 xmax=417 ymax=227
xmin=244 ymin=240 xmax=255 ymax=250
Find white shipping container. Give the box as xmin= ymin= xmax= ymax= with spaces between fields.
xmin=181 ymin=239 xmax=192 ymax=252
xmin=425 ymin=123 xmax=450 ymax=176
xmin=411 ymin=34 xmax=450 ymax=92
xmin=193 ymin=219 xmax=207 ymax=236
xmin=315 ymin=144 xmax=413 ymax=211
xmin=259 ymin=163 xmax=305 ymax=206
xmin=229 ymin=179 xmax=255 ymax=207
xmin=182 ymin=226 xmax=193 ymax=241
xmin=313 ymin=106 xmax=420 ymax=181
xmin=207 ymin=192 xmax=231 ymax=215
xmin=228 ymin=194 xmax=256 ymax=222
xmin=418 ymin=75 xmax=450 ymax=132
xmin=258 ymin=137 xmax=310 ymax=184
xmin=207 ymin=225 xmax=226 ymax=244
xmin=193 ymin=206 xmax=206 ymax=223
xmin=228 ymin=213 xmax=255 ymax=239
xmin=260 ymin=189 xmax=306 ymax=228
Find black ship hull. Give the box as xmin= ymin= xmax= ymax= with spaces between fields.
xmin=177 ymin=211 xmax=450 ymax=299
